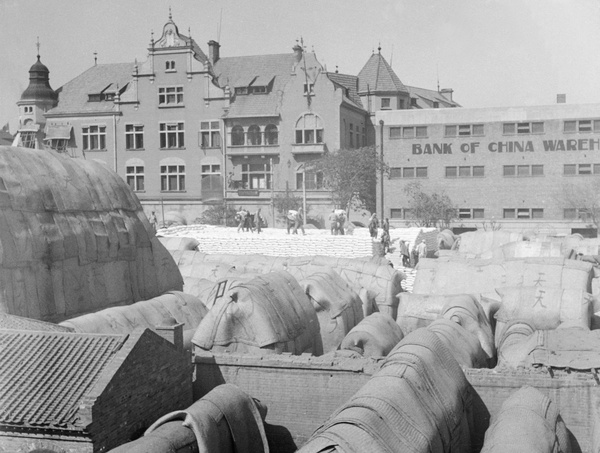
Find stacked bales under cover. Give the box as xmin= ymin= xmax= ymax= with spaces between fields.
xmin=299 ymin=329 xmax=477 ymax=452
xmin=0 ymin=146 xmax=182 ymax=322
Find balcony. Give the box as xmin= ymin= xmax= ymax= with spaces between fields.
xmin=227 ymin=144 xmax=279 ymax=157
xmin=291 ymin=143 xmax=327 ymax=155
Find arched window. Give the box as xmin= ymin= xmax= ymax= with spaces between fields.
xmin=265 ymin=124 xmax=278 ymax=145
xmin=247 ymin=125 xmax=262 ymax=146
xmin=231 ymin=125 xmax=245 ymax=146
xmin=295 ymin=113 xmax=323 ymax=144
xmin=165 ymin=60 xmax=175 ymax=71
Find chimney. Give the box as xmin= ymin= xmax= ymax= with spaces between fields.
xmin=557 ymin=93 xmax=566 ymax=104
xmin=293 ymin=43 xmax=303 ymax=63
xmin=208 ymin=40 xmax=220 ymax=64
xmin=440 ymin=88 xmax=453 ymax=102
xmin=155 ymin=316 xmax=184 ymax=351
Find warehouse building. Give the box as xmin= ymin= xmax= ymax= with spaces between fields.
xmin=376 ymin=103 xmax=600 ymax=236
xmin=13 ymin=13 xmax=457 ymax=227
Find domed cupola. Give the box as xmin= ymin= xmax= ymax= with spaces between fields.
xmin=20 ymin=55 xmax=58 ymax=103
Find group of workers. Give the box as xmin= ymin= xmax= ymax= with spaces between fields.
xmin=236 ymin=207 xmax=265 ymax=233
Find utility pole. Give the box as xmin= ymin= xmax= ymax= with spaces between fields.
xmin=379 ymin=119 xmax=384 ymax=218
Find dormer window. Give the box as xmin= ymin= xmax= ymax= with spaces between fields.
xmin=251 ymin=86 xmax=267 ymax=94
xmin=88 ymin=94 xmax=101 ymax=102
xmin=235 ymin=87 xmax=248 ymax=95
xmin=104 ymin=93 xmax=114 ymax=101
xmin=166 ymin=60 xmax=176 ymax=71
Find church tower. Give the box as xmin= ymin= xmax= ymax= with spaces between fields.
xmin=14 ymin=39 xmax=58 ymax=149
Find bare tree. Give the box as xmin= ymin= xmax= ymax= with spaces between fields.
xmin=403 ymin=181 xmax=457 ymax=229
xmin=560 ymin=179 xmax=600 ymax=231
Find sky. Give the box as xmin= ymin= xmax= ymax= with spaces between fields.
xmin=2 ymin=0 xmax=600 ymax=131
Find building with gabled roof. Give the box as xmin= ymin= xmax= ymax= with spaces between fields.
xmin=18 ymin=13 xmax=456 ymax=226
xmin=0 ymin=328 xmax=192 ymax=453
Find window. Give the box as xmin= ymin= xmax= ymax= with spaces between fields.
xmin=165 ymin=60 xmax=175 ymax=71
xmin=200 ymin=121 xmax=221 ymax=148
xmin=400 ymin=126 xmax=428 ymax=138
xmin=503 ymin=122 xmax=544 ymax=135
xmin=504 ymin=165 xmax=543 ymax=177
xmin=295 ymin=113 xmax=323 ymax=144
xmin=159 ymin=122 xmax=185 ymax=149
xmin=564 ymin=163 xmax=600 ymax=175
xmin=247 ymin=125 xmax=262 ymax=146
xmin=445 ymin=124 xmax=484 ymax=137
xmin=201 ymin=164 xmax=221 ymax=191
xmin=304 ymin=83 xmax=314 ymax=95
xmin=126 ymin=165 xmax=145 ymax=191
xmin=48 ymin=138 xmax=68 ymax=152
xmin=381 ymin=98 xmax=391 ymax=109
xmin=241 ymin=163 xmax=271 ymax=189
xmin=349 ymin=124 xmax=354 ymax=148
xmin=389 ymin=208 xmax=413 ymax=219
xmin=20 ymin=131 xmax=36 ymax=148
xmin=446 ymin=166 xmax=483 ymax=178
xmin=459 ymin=208 xmax=484 ymax=219
xmin=160 ymin=164 xmax=185 ymax=191
xmin=251 ymin=86 xmax=267 ymax=94
xmin=296 ymin=170 xmax=324 ymax=190
xmin=158 ymin=86 xmax=183 ymax=106
xmin=24 ymin=106 xmax=33 ymax=114
xmin=389 ymin=167 xmax=427 ymax=178
xmin=235 ymin=87 xmax=248 ymax=95
xmin=82 ymin=125 xmax=106 ymax=150
xmin=125 ymin=124 xmax=144 ymax=150
xmin=503 ymin=208 xmax=543 ymax=219
xmin=265 ymin=124 xmax=278 ymax=145
xmin=389 ymin=127 xmax=402 ymax=139
xmin=564 ymin=119 xmax=600 ymax=133
xmin=564 ymin=208 xmax=591 ymax=221
xmin=231 ymin=125 xmax=245 ymax=146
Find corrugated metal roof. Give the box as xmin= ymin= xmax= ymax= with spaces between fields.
xmin=0 ymin=330 xmax=127 ymax=430
xmin=357 ymin=53 xmax=408 ymax=94
xmin=47 ymin=63 xmax=134 ymax=115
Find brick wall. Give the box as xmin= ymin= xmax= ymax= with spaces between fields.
xmin=194 ymin=352 xmax=598 ymax=452
xmin=87 ymin=330 xmax=193 ymax=452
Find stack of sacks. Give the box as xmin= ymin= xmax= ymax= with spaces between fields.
xmin=299 ymin=329 xmax=478 ymax=452
xmin=454 ymin=230 xmax=524 ymax=259
xmin=497 ymin=241 xmax=575 ymax=260
xmin=60 ymin=291 xmax=208 ymax=350
xmin=172 ymin=252 xmax=404 ymax=320
xmin=0 ymin=146 xmax=182 ymax=322
xmin=192 ymin=271 xmax=323 ymax=355
xmin=108 ymin=384 xmax=269 ymax=453
xmin=157 ymin=236 xmax=199 ymax=251
xmin=480 ymin=386 xmax=571 ymax=453
xmin=497 ymin=321 xmax=600 ymax=371
xmin=492 ymin=286 xmax=594 ymax=344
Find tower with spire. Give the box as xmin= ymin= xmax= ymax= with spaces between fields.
xmin=14 ymin=38 xmax=58 ymax=149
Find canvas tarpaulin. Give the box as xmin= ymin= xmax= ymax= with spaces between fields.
xmin=0 ymin=146 xmax=182 ymax=322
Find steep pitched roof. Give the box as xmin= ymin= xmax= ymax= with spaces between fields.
xmin=327 ymin=72 xmax=364 ymax=109
xmin=214 ymin=53 xmax=297 ymax=118
xmin=405 ymin=85 xmax=461 ymax=109
xmin=47 ymin=63 xmax=135 ymax=115
xmin=0 ymin=329 xmax=128 ymax=431
xmin=357 ymin=52 xmax=409 ymax=95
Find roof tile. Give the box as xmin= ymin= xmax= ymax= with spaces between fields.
xmin=0 ymin=330 xmax=126 ymax=430
xmin=357 ymin=53 xmax=408 ymax=94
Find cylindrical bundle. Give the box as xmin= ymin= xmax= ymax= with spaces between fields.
xmin=480 ymin=386 xmax=571 ymax=453
xmin=340 ymin=312 xmax=404 ymax=358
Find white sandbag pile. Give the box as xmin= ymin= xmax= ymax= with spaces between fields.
xmin=0 ymin=146 xmax=182 ymax=322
